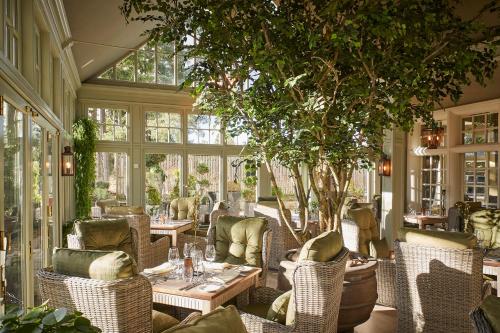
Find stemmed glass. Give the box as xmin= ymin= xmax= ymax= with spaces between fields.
xmin=183 ymin=243 xmax=193 ymax=258
xmin=190 ymin=248 xmax=204 ymax=280
xmin=168 ymin=247 xmax=181 ymax=279
xmin=475 ymin=230 xmax=486 ymax=249
xmin=204 ymin=244 xmax=216 ymax=278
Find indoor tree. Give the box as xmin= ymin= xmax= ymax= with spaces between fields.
xmin=122 ymin=0 xmax=499 ymax=243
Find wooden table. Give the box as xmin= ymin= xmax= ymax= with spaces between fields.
xmin=404 ymin=214 xmax=448 ymax=229
xmin=152 ymin=267 xmax=261 ymax=314
xmin=150 ymin=220 xmax=192 ymax=247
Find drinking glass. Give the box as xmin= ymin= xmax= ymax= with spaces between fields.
xmin=190 ymin=248 xmax=204 ymax=280
xmin=168 ymin=247 xmax=180 ymax=278
xmin=183 ymin=243 xmax=193 ymax=258
xmin=205 ymin=244 xmax=216 ymax=263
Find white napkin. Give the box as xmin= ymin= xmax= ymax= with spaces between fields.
xmin=144 ymin=262 xmax=175 ymax=275
xmin=209 ymin=270 xmax=240 ymax=284
xmin=203 ymin=262 xmax=231 ymax=270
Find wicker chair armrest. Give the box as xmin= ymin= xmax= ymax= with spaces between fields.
xmin=151 ymin=234 xmax=170 ymax=250
xmin=240 ymin=312 xmax=292 ymax=333
xmin=67 ymin=234 xmax=83 ymax=249
xmin=249 ymin=287 xmax=285 ymax=305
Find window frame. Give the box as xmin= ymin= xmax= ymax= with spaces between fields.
xmin=463 ymin=151 xmax=499 ymax=208
xmin=87 ymin=105 xmax=131 ymax=143
xmin=420 ymin=155 xmax=446 ymax=214
xmin=4 ymin=0 xmax=21 ymax=69
xmin=144 ymin=110 xmax=183 ymax=144
xmin=187 ymin=114 xmax=222 ymax=145
xmin=461 ymin=113 xmax=499 ymax=145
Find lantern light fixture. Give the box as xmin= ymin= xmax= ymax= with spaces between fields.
xmin=378 ymin=155 xmax=391 ymax=177
xmin=61 ymin=146 xmax=75 ymax=176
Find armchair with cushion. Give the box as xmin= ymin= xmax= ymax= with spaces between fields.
xmin=38 ymin=248 xmax=180 ymax=333
xmin=469 ymin=209 xmax=500 ymax=249
xmin=170 ymin=197 xmax=197 ymax=220
xmin=104 ymin=206 xmax=170 ymax=271
xmin=341 ymin=207 xmax=396 ymax=307
xmin=210 ymin=215 xmax=272 ymax=287
xmin=96 ymin=199 xmax=119 ymax=214
xmin=239 ymin=231 xmax=349 ymax=333
xmin=395 ymin=228 xmax=485 ymax=333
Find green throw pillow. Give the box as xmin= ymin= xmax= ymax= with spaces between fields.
xmin=480 ymin=295 xmax=500 ymax=333
xmin=398 ymin=228 xmax=477 ymax=249
xmin=152 ymin=310 xmax=179 ymax=333
xmin=298 ymin=230 xmax=343 ymax=262
xmin=369 ymin=238 xmax=390 ymax=259
xmin=266 ymin=290 xmax=291 ymax=325
xmin=163 ymin=305 xmax=247 ymax=333
xmin=52 ymin=248 xmax=137 ymax=281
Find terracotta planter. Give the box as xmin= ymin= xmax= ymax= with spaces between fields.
xmin=278 ymin=250 xmax=378 ymax=333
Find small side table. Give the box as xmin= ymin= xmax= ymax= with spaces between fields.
xmin=150 ymin=220 xmax=192 ymax=247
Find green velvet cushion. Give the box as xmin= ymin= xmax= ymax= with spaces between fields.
xmin=52 ymin=248 xmax=137 ymax=280
xmin=74 ymin=218 xmax=134 ymax=258
xmin=215 ymin=216 xmax=268 ymax=267
xmin=298 ymin=230 xmax=343 ymax=262
xmin=170 ymin=197 xmax=196 ymax=220
xmin=163 ymin=305 xmax=247 ymax=333
xmin=105 ymin=205 xmax=145 ymax=215
xmin=480 ymin=295 xmax=500 ymax=333
xmin=369 ymin=238 xmax=390 ymax=259
xmin=267 ymin=290 xmax=291 ymax=325
xmin=153 ymin=310 xmax=180 ymax=333
xmin=470 ymin=210 xmax=500 ymax=248
xmin=398 ymin=228 xmax=477 ymax=249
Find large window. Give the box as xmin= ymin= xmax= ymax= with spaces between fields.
xmin=462 ymin=113 xmax=498 ymax=145
xmin=464 ymin=151 xmax=498 ymax=208
xmin=187 ymin=115 xmax=221 ymax=144
xmin=94 ymin=152 xmax=129 ymax=204
xmin=88 ymin=107 xmax=129 ymax=141
xmin=145 ymin=153 xmax=182 ymax=215
xmin=98 ymin=41 xmax=185 ymax=86
xmin=421 ymin=155 xmax=446 ymax=215
xmin=145 ymin=111 xmax=181 ymax=143
xmin=188 ymin=155 xmax=220 ymax=203
xmin=4 ymin=0 xmax=21 ymax=68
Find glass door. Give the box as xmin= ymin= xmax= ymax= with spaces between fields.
xmin=0 ymin=99 xmax=25 ymax=306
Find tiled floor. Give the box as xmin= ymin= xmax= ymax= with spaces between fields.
xmin=267 ymin=271 xmax=397 ymax=333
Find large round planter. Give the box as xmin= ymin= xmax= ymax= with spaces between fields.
xmin=278 ymin=250 xmax=378 ymax=333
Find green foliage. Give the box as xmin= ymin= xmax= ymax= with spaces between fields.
xmin=122 ymin=0 xmax=499 ymax=231
xmin=0 ymin=302 xmax=101 ymax=332
xmin=95 ymin=181 xmax=110 ymax=189
xmin=169 ymin=170 xmax=181 ymax=201
xmin=195 ymin=163 xmax=209 ymax=175
xmin=73 ymin=118 xmax=98 ymax=219
xmin=146 ymin=186 xmax=162 ymax=206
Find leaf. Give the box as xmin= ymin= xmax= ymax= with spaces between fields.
xmin=14 ymin=323 xmax=43 ymax=333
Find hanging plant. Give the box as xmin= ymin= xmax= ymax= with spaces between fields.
xmin=73 ymin=118 xmax=98 ymax=219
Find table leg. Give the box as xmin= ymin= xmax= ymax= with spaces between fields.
xmin=172 ymin=233 xmax=177 ymax=247
xmin=202 ymin=302 xmax=212 ymax=315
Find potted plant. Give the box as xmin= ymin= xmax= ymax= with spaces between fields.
xmin=0 ymin=301 xmax=101 ymax=332
xmin=123 ymin=0 xmax=498 ymax=243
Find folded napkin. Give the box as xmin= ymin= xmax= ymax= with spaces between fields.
xmin=144 ymin=262 xmax=175 ymax=275
xmin=209 ymin=270 xmax=240 ymax=284
xmin=204 ymin=262 xmax=231 ymax=270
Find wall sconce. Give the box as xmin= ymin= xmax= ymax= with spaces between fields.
xmin=378 ymin=155 xmax=391 ymax=177
xmin=61 ymin=146 xmax=75 ymax=176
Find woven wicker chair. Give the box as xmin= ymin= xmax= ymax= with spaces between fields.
xmin=104 ymin=207 xmax=170 ymax=272
xmin=38 ymin=268 xmax=153 ymax=333
xmin=176 ymin=202 xmax=231 ymax=257
xmin=341 ymin=210 xmax=396 ymax=308
xmin=254 ymin=203 xmax=299 ymax=270
xmin=395 ymin=240 xmax=484 ymax=333
xmin=240 ymin=247 xmax=349 ymax=333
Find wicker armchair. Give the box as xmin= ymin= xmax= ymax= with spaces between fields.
xmin=177 ymin=202 xmax=231 ymax=257
xmin=38 ymin=268 xmax=153 ymax=333
xmin=240 ymin=247 xmax=349 ymax=333
xmin=395 ymin=240 xmax=484 ymax=333
xmin=341 ymin=208 xmax=396 ymax=308
xmin=104 ymin=207 xmax=170 ymax=271
xmin=254 ymin=203 xmax=299 ymax=270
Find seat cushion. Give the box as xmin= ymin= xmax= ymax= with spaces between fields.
xmin=398 ymin=228 xmax=477 ymax=249
xmin=215 ymin=216 xmax=268 ymax=267
xmin=298 ymin=230 xmax=343 ymax=262
xmin=170 ymin=197 xmax=197 ymax=220
xmin=369 ymin=238 xmax=390 ymax=259
xmin=470 ymin=210 xmax=500 ymax=248
xmin=105 ymin=205 xmax=145 ymax=215
xmin=240 ymin=303 xmax=271 ymax=319
xmin=163 ymin=305 xmax=247 ymax=333
xmin=52 ymin=248 xmax=137 ymax=280
xmin=97 ymin=199 xmax=119 ymax=213
xmin=74 ymin=218 xmax=134 ymax=257
xmin=153 ymin=310 xmax=180 ymax=333
xmin=266 ymin=290 xmax=292 ymax=324
xmin=480 ymin=295 xmax=500 ymax=333
xmin=346 ymin=207 xmax=379 ymax=255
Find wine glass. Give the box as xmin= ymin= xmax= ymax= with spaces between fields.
xmin=190 ymin=248 xmax=204 ymax=280
xmin=168 ymin=247 xmax=180 ymax=278
xmin=205 ymin=244 xmax=216 ymax=263
xmin=183 ymin=243 xmax=193 ymax=258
